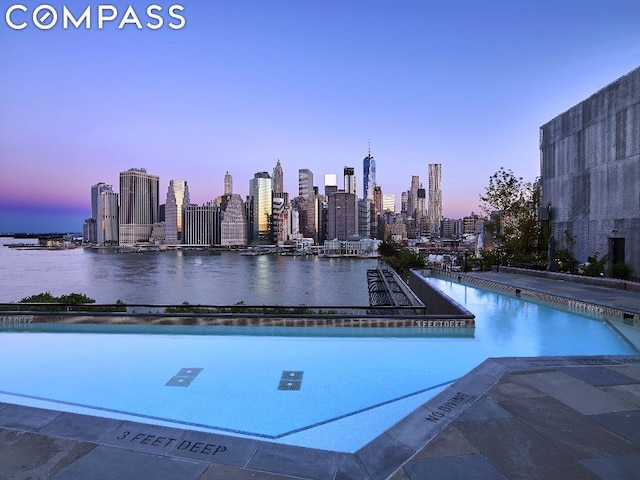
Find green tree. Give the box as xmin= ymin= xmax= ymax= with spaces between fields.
xmin=480 ymin=168 xmax=542 ymax=266
xmin=378 ymin=242 xmax=425 ymax=281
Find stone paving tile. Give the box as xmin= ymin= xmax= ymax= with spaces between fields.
xmin=246 ymin=442 xmax=342 ymax=480
xmin=38 ymin=412 xmax=120 ymax=443
xmin=611 ymin=365 xmax=640 ymax=382
xmin=485 ymin=373 xmax=547 ymax=403
xmin=333 ymin=453 xmax=376 ymax=480
xmin=0 ymin=403 xmax=61 ymax=430
xmin=388 ymin=469 xmax=411 ymax=480
xmin=601 ymin=384 xmax=640 ymax=407
xmin=516 ymin=371 xmax=638 ymax=415
xmin=50 ymin=445 xmax=208 ymax=480
xmin=580 ymin=454 xmax=640 ymax=480
xmin=454 ymin=396 xmax=512 ymax=423
xmin=412 ymin=424 xmax=479 ymax=460
xmin=200 ymin=463 xmax=309 ymax=479
xmin=355 ymin=432 xmax=418 ymax=480
xmin=496 ymin=395 xmax=640 ymax=459
xmin=454 ymin=417 xmax=601 ymax=480
xmin=557 ymin=366 xmax=638 ymax=386
xmin=0 ymin=429 xmax=95 ymax=480
xmin=590 ymin=410 xmax=640 ymax=447
xmin=404 ymin=454 xmax=506 ymax=480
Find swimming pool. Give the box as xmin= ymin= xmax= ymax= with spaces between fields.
xmin=0 ymin=277 xmax=636 ymax=453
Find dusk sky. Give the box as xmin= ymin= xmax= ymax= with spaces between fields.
xmin=1 ymin=0 xmax=639 ymax=233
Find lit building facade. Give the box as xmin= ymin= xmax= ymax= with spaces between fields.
xmin=250 ymin=172 xmax=273 ymax=244
xmin=165 ymin=180 xmax=190 ymax=244
xmin=382 ymin=194 xmax=396 ymax=213
xmin=118 ymin=168 xmax=159 ymax=245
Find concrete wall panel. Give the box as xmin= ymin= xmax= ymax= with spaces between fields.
xmin=541 ymin=66 xmax=640 ymax=274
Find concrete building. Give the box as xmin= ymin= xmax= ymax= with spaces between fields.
xmin=118 ymin=168 xmax=159 ymax=245
xmin=324 ymin=173 xmax=337 ymax=196
xmin=220 ymin=194 xmax=247 ymax=246
xmin=224 ymin=171 xmax=233 ymax=196
xmin=343 ymin=167 xmax=356 ymax=195
xmin=183 ymin=203 xmax=220 ymax=246
xmin=327 ymin=191 xmax=358 ymax=240
xmin=273 ymin=159 xmax=284 ymax=196
xmin=540 ymin=66 xmax=640 ymax=274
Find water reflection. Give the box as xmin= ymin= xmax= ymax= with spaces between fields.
xmin=0 ymin=239 xmax=376 ymax=306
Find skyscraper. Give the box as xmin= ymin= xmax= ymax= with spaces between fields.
xmin=118 ymin=168 xmax=159 ymax=245
xmin=89 ymin=182 xmax=113 ymax=243
xmin=428 ymin=163 xmax=442 ymax=237
xmin=324 ymin=173 xmax=338 ymax=196
xmin=224 ymin=171 xmax=233 ymax=195
xmin=327 ymin=191 xmax=358 ymax=240
xmin=273 ymin=159 xmax=284 ymax=195
xmin=183 ymin=203 xmax=220 ymax=246
xmin=220 ymin=194 xmax=247 ymax=246
xmin=165 ymin=180 xmax=190 ymax=244
xmin=373 ymin=185 xmax=382 ymax=216
xmin=383 ymin=194 xmax=396 ymax=213
xmin=250 ymin=172 xmax=273 ymax=244
xmin=363 ymin=147 xmax=376 ymax=201
xmin=298 ymin=168 xmax=313 ymax=199
xmin=96 ymin=188 xmax=118 ymax=245
xmin=409 ymin=175 xmax=420 ymax=218
xmin=343 ymin=167 xmax=356 ymax=195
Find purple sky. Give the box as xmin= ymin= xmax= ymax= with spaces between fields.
xmin=1 ymin=0 xmax=639 ymax=232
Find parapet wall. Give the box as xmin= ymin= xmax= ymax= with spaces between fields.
xmin=497 ymin=266 xmax=640 ymax=293
xmin=407 ymin=270 xmax=475 ymax=318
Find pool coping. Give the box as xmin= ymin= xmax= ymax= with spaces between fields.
xmin=2 ymin=355 xmax=640 ymax=479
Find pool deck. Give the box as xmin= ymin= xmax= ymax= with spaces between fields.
xmin=1 ymin=271 xmax=640 ymax=479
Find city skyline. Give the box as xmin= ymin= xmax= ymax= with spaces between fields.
xmin=2 ymin=1 xmax=640 ymax=232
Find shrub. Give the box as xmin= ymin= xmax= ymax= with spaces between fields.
xmin=610 ymin=263 xmax=634 ymax=280
xmin=580 ymin=253 xmax=608 ymax=277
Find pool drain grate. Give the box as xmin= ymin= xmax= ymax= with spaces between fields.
xmin=278 ymin=370 xmax=303 ymax=390
xmin=166 ymin=368 xmax=203 ymax=387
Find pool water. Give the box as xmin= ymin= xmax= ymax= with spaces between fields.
xmin=0 ymin=278 xmax=636 ymax=452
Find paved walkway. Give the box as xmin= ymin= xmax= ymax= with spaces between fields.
xmin=1 ymin=272 xmax=639 ymax=479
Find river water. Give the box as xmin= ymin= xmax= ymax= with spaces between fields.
xmin=0 ymin=238 xmax=377 ymax=305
